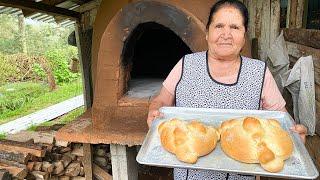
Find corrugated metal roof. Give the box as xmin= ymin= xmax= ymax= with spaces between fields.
xmin=0 ymin=0 xmax=86 ymax=27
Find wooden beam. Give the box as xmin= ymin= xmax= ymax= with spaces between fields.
xmin=83 ymin=144 xmax=93 ymax=180
xmin=270 ymin=0 xmax=280 ymax=46
xmin=0 ymin=0 xmax=80 ymax=20
xmin=283 ymin=28 xmax=320 ymax=49
xmin=286 ymin=41 xmax=320 ymax=60
xmin=93 ymin=163 xmax=112 ymax=180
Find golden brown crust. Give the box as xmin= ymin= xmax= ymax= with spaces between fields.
xmin=219 ymin=117 xmax=293 ymax=172
xmin=158 ymin=119 xmax=219 ymax=164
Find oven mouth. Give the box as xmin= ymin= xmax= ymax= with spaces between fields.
xmin=121 ymin=22 xmax=192 ymax=99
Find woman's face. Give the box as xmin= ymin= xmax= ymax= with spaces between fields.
xmin=206 ymin=6 xmax=246 ymax=59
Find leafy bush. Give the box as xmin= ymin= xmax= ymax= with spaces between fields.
xmin=0 ymin=82 xmax=47 ymax=113
xmin=45 ymin=47 xmax=79 ymax=84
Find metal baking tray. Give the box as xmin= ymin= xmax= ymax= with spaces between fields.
xmin=136 ymin=107 xmax=319 ymax=179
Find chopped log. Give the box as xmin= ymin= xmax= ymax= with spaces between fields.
xmin=64 ymin=152 xmax=76 ymax=161
xmin=0 ymin=159 xmax=26 ymax=169
xmin=27 ymin=162 xmax=34 ymax=171
xmin=31 ymin=171 xmax=48 ymax=180
xmin=5 ymin=131 xmax=34 ymax=143
xmin=71 ymin=176 xmax=85 ymax=180
xmin=41 ymin=162 xmax=54 ymax=173
xmin=60 ymin=147 xmax=72 ymax=154
xmin=33 ymin=131 xmax=56 ymax=145
xmin=52 ymin=161 xmax=64 ymax=175
xmin=71 ymin=145 xmax=83 ymax=157
xmin=33 ymin=162 xmax=42 ymax=171
xmin=79 ymin=167 xmax=84 ymax=176
xmin=51 ymin=153 xmax=63 ymax=161
xmin=93 ymin=163 xmax=112 ymax=180
xmin=65 ymin=162 xmax=81 ymax=177
xmin=0 ymin=169 xmax=12 ymax=180
xmin=0 ymin=150 xmax=31 ymax=164
xmin=283 ymin=28 xmax=320 ymax=49
xmin=0 ymin=163 xmax=27 ymax=179
xmin=61 ymin=155 xmax=72 ymax=168
xmin=93 ymin=157 xmax=107 ymax=167
xmin=0 ymin=140 xmax=45 ymax=157
xmin=94 ymin=148 xmax=106 ymax=157
xmin=55 ymin=141 xmax=69 ymax=148
xmin=59 ymin=176 xmax=70 ymax=180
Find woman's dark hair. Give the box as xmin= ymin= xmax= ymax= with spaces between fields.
xmin=206 ymin=0 xmax=249 ymax=31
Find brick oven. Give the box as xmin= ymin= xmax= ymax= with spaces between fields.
xmin=91 ymin=0 xmax=252 ymax=143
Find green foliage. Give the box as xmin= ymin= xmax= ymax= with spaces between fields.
xmin=45 ymin=47 xmax=79 ymax=84
xmin=32 ymin=63 xmax=47 ymax=80
xmin=0 ymin=133 xmax=6 ymax=140
xmin=0 ymin=14 xmax=21 ymax=54
xmin=0 ymin=82 xmax=47 ymax=114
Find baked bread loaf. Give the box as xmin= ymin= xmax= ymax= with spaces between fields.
xmin=158 ymin=119 xmax=220 ymax=164
xmin=219 ymin=117 xmax=293 ymax=172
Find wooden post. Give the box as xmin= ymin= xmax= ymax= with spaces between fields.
xmin=75 ymin=22 xmax=93 ymax=109
xmin=110 ymin=144 xmax=138 ymax=180
xmin=83 ymin=143 xmax=93 ymax=180
xmin=270 ymin=0 xmax=280 ymax=46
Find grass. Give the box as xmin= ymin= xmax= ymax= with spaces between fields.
xmin=0 ymin=133 xmax=6 ymax=140
xmin=0 ymin=79 xmax=83 ymax=124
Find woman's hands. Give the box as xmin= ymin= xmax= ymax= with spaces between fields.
xmin=290 ymin=124 xmax=308 ymax=143
xmin=146 ymin=87 xmax=175 ymax=128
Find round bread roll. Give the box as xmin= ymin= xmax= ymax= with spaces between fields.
xmin=158 ymin=119 xmax=220 ymax=164
xmin=219 ymin=117 xmax=293 ymax=172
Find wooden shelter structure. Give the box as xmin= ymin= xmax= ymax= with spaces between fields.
xmin=0 ymin=0 xmax=319 ymax=179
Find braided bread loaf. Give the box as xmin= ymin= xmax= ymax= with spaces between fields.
xmin=158 ymin=119 xmax=220 ymax=164
xmin=219 ymin=117 xmax=293 ymax=172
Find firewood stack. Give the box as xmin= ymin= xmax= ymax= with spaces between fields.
xmin=0 ymin=129 xmax=105 ymax=180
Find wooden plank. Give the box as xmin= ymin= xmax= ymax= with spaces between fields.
xmin=83 ymin=144 xmax=93 ymax=180
xmin=74 ymin=0 xmax=101 ymax=13
xmin=0 ymin=169 xmax=11 ymax=180
xmin=0 ymin=0 xmax=80 ymax=19
xmin=283 ymin=28 xmax=320 ymax=49
xmin=270 ymin=0 xmax=280 ymax=47
xmin=286 ymin=41 xmax=320 ymax=60
xmin=93 ymin=163 xmax=112 ymax=180
xmin=296 ymin=0 xmax=304 ymax=28
xmin=0 ymin=151 xmax=31 ymax=164
xmin=0 ymin=163 xmax=27 ymax=180
xmin=0 ymin=140 xmax=45 ymax=157
xmin=289 ymin=0 xmax=298 ymax=28
xmin=75 ymin=22 xmax=93 ymax=108
xmin=316 ymin=100 xmax=320 ymax=135
xmin=246 ymin=0 xmax=256 ymax=40
xmin=110 ymin=144 xmax=138 ymax=180
xmin=260 ymin=0 xmax=271 ymax=60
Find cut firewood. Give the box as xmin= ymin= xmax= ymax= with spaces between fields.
xmin=33 ymin=131 xmax=56 ymax=145
xmin=0 ymin=159 xmax=26 ymax=169
xmin=94 ymin=148 xmax=106 ymax=157
xmin=65 ymin=162 xmax=81 ymax=177
xmin=52 ymin=161 xmax=64 ymax=175
xmin=71 ymin=145 xmax=83 ymax=157
xmin=0 ymin=150 xmax=31 ymax=164
xmin=41 ymin=162 xmax=54 ymax=173
xmin=0 ymin=163 xmax=27 ymax=179
xmin=0 ymin=140 xmax=45 ymax=157
xmin=0 ymin=169 xmax=12 ymax=180
xmin=31 ymin=171 xmax=48 ymax=180
xmin=93 ymin=163 xmax=112 ymax=180
xmin=55 ymin=141 xmax=69 ymax=147
xmin=61 ymin=155 xmax=72 ymax=168
xmin=79 ymin=167 xmax=84 ymax=176
xmin=93 ymin=157 xmax=107 ymax=167
xmin=5 ymin=131 xmax=34 ymax=143
xmin=60 ymin=147 xmax=72 ymax=154
xmin=59 ymin=176 xmax=70 ymax=180
xmin=33 ymin=162 xmax=42 ymax=171
xmin=71 ymin=176 xmax=85 ymax=180
xmin=27 ymin=162 xmax=35 ymax=171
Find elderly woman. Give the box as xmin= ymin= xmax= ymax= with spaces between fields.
xmin=147 ymin=0 xmax=307 ymax=179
